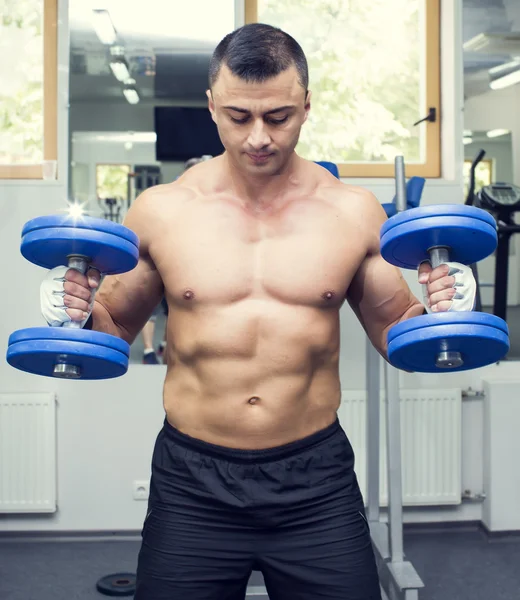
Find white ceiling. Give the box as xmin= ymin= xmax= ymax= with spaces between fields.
xmin=463 ymin=0 xmax=520 ymax=98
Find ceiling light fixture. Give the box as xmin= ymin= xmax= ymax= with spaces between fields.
xmin=92 ymin=9 xmax=118 ymax=45
xmin=109 ymin=57 xmax=130 ymax=82
xmin=486 ymin=129 xmax=510 ymax=138
xmin=123 ymin=79 xmax=140 ymax=104
xmin=489 ymin=61 xmax=520 ymax=90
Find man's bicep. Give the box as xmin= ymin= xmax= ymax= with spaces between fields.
xmin=96 ymin=255 xmax=164 ymax=344
xmin=94 ymin=187 xmax=166 ymax=343
xmin=346 ymin=251 xmax=422 ymax=354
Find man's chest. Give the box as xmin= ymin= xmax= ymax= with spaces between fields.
xmin=151 ymin=198 xmax=367 ymax=308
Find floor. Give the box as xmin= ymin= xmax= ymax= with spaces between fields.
xmin=1 ymin=527 xmax=520 ymax=599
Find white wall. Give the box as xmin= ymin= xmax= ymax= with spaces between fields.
xmin=0 ymin=0 xmax=518 ymax=535
xmin=71 ymin=137 xmax=185 ymax=220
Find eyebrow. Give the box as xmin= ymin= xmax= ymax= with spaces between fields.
xmin=222 ymin=105 xmax=296 ymax=115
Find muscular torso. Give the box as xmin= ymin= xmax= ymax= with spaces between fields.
xmin=147 ymin=160 xmax=369 ymax=449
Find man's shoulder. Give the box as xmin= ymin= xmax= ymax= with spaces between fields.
xmin=317 ymin=178 xmax=382 ymax=216
xmin=133 ymin=181 xmax=196 ymax=210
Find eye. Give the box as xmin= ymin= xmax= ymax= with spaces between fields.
xmin=268 ymin=116 xmax=289 ymax=125
xmin=230 ymin=116 xmax=249 ymax=124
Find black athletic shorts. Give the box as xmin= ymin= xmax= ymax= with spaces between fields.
xmin=135 ymin=417 xmax=381 ymax=600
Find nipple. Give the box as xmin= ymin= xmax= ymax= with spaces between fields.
xmin=183 ymin=289 xmax=195 ymax=300
xmin=322 ymin=290 xmax=335 ymax=301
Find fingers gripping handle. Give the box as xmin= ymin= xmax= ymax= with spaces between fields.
xmin=63 ymin=255 xmax=91 ymax=330
xmin=54 ymin=254 xmax=91 ymax=379
xmin=421 ymin=247 xmax=451 ymax=313
xmin=422 ymin=246 xmax=463 ymax=369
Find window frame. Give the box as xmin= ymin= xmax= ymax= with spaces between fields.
xmin=244 ymin=0 xmax=441 ymax=178
xmin=0 ymin=0 xmax=58 ymax=180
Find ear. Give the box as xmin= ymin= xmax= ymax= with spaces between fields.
xmin=303 ymin=90 xmax=311 ymax=123
xmin=206 ymin=90 xmax=216 ymax=122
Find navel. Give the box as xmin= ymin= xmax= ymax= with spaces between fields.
xmin=248 ymin=396 xmax=260 ymax=405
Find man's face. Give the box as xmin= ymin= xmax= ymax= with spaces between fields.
xmin=207 ymin=64 xmax=311 ymax=176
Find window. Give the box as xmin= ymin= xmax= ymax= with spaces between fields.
xmin=245 ymin=0 xmax=440 ymax=178
xmin=463 ymin=159 xmax=492 ymax=200
xmin=96 ymin=164 xmax=131 ymax=201
xmin=0 ymin=0 xmax=57 ymax=179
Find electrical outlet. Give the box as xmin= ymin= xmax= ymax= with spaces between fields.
xmin=133 ymin=480 xmax=150 ymax=501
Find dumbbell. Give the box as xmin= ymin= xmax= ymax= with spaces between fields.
xmin=380 ymin=203 xmax=510 ymax=372
xmin=6 ymin=214 xmax=139 ymax=380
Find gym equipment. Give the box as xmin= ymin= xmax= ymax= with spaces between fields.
xmin=466 ymin=148 xmax=520 ymax=323
xmin=98 ymin=197 xmax=123 ymax=223
xmin=382 ymin=176 xmax=426 ymax=217
xmin=381 ymin=202 xmax=509 ymax=372
xmin=96 ymin=572 xmax=136 ymax=597
xmin=6 ymin=214 xmax=139 ymax=380
xmin=367 ymin=156 xmax=425 ymax=600
xmin=315 ymin=160 xmax=340 ymax=178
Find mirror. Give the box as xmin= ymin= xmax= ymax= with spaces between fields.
xmin=68 ymin=0 xmax=236 ymax=364
xmin=463 ymin=130 xmax=519 ymax=360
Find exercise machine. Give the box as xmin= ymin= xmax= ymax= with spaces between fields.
xmin=466 ymin=148 xmax=520 ymax=323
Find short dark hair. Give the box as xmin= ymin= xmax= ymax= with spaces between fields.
xmin=208 ymin=23 xmax=309 ymax=92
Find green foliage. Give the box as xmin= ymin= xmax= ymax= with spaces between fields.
xmin=0 ymin=0 xmax=44 ymax=164
xmin=259 ymin=0 xmax=422 ymax=163
xmin=97 ymin=165 xmax=131 ymax=201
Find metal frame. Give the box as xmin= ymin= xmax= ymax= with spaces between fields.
xmin=366 ymin=157 xmax=424 ymax=600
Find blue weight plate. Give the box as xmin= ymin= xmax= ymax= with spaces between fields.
xmin=23 ymin=215 xmax=139 ymax=247
xmin=380 ymin=205 xmax=497 ymax=269
xmin=381 ymin=204 xmax=496 ymax=237
xmin=6 ymin=328 xmax=130 ymax=380
xmin=388 ymin=311 xmax=509 ymax=343
xmin=387 ymin=313 xmax=509 ymax=373
xmin=8 ymin=327 xmax=130 ymax=355
xmin=21 ymin=228 xmax=139 ymax=274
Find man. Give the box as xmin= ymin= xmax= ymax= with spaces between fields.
xmin=41 ymin=23 xmax=475 ymax=600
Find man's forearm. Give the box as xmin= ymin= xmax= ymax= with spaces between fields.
xmin=378 ymin=301 xmax=426 ymax=360
xmin=83 ymin=300 xmax=131 ymax=342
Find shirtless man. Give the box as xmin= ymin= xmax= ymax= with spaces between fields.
xmin=42 ymin=23 xmax=475 ymax=600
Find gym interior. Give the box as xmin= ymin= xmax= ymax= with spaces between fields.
xmin=2 ymin=1 xmax=520 ymax=599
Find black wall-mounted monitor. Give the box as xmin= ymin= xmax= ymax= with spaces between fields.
xmin=154 ymin=106 xmax=225 ymax=162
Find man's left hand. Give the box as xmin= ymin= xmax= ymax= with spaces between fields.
xmin=418 ymin=262 xmax=476 ymax=313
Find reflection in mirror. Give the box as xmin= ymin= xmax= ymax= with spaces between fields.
xmin=68 ymin=0 xmax=235 ymax=364
xmin=463 ymin=130 xmax=520 ymax=359
xmin=463 ymin=130 xmax=513 ymax=197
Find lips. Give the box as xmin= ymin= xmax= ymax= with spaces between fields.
xmin=247 ymin=153 xmax=272 ymax=162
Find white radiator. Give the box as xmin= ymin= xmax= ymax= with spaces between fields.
xmin=0 ymin=393 xmax=57 ymax=513
xmin=339 ymin=388 xmax=462 ymax=506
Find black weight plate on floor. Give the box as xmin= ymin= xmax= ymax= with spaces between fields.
xmin=96 ymin=572 xmax=136 ymax=597
xmin=21 ymin=215 xmax=139 ymax=274
xmin=380 ymin=204 xmax=497 ymax=269
xmin=387 ymin=312 xmax=509 ymax=372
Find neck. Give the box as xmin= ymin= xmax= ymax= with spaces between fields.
xmin=223 ymin=152 xmax=300 ymax=210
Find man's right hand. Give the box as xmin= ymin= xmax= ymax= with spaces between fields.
xmin=40 ymin=266 xmax=102 ymax=327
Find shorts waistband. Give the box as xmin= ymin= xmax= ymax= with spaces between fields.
xmin=161 ymin=417 xmax=341 ymax=463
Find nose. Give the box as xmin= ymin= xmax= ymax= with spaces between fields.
xmin=247 ymin=119 xmax=271 ymax=152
